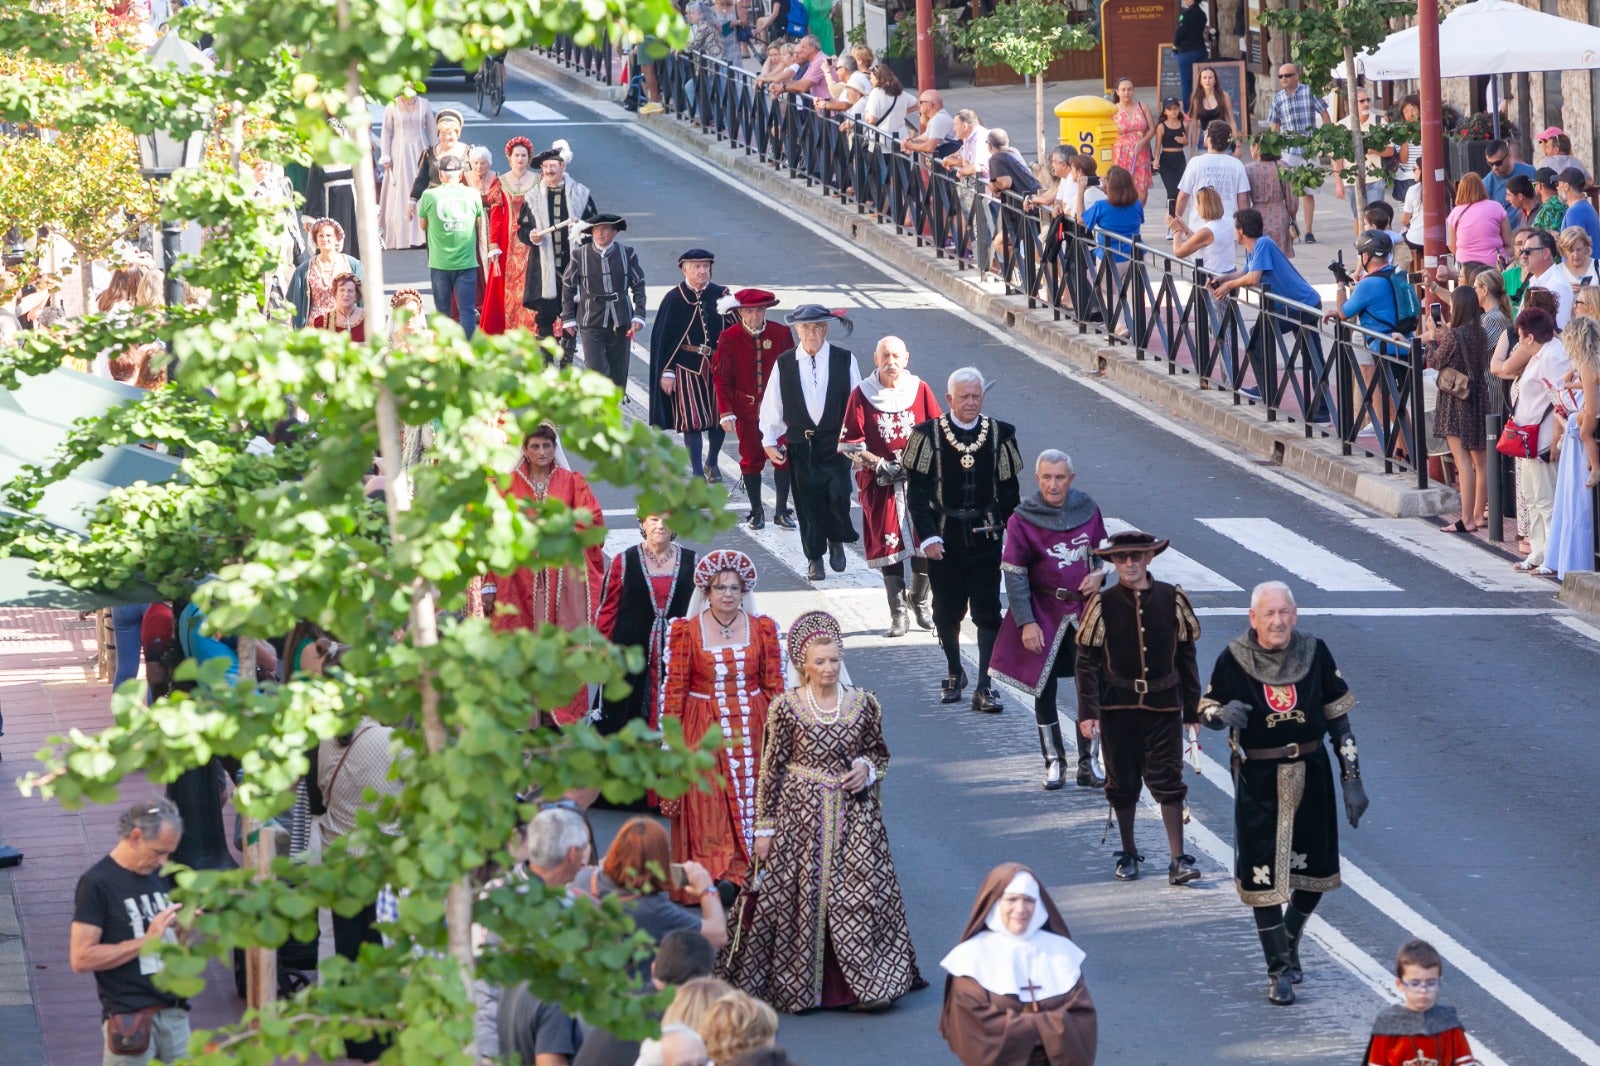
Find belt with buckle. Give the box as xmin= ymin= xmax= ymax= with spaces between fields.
xmin=1244 ymin=743 xmax=1310 ymax=761
xmin=678 ymin=342 xmax=713 ymax=356
xmin=1049 ymin=588 xmax=1087 ymax=602
xmin=1106 ymin=667 xmax=1179 ymax=696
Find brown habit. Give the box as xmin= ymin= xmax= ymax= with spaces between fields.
xmin=938 ymin=863 xmax=1098 ymax=1066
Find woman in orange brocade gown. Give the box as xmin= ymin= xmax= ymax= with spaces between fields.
xmin=659 ymin=550 xmax=785 ymax=893
xmin=479 ymin=137 xmax=542 ymax=335
xmin=485 ymin=423 xmax=606 ymax=725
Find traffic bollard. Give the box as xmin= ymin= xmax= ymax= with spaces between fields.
xmin=1485 ymin=413 xmax=1503 ymax=542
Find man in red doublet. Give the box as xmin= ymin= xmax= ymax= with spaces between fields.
xmin=714 ymin=288 xmax=795 ymax=530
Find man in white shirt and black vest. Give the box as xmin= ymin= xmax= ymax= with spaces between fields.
xmin=758 ymin=304 xmax=863 ymax=581
xmin=902 ymin=367 xmax=1022 ymax=713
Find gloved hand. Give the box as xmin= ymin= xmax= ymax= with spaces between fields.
xmin=1342 ymin=777 xmax=1369 ymax=829
xmin=1203 ymin=699 xmax=1252 ymax=731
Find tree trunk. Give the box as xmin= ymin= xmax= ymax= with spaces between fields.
xmin=1343 ymin=34 xmax=1368 ymax=214
xmin=338 ymin=11 xmax=475 ymax=1053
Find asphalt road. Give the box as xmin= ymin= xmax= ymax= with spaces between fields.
xmin=384 ymin=70 xmax=1600 ymax=1066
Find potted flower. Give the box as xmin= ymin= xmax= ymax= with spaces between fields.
xmin=1446 ymin=111 xmax=1519 ymax=180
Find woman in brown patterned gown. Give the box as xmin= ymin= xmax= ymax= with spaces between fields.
xmin=721 ymin=610 xmax=924 ymax=1013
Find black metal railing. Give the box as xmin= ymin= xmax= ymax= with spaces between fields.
xmin=651 ymin=50 xmax=1427 ymax=486
xmin=541 ymin=34 xmax=614 ymax=85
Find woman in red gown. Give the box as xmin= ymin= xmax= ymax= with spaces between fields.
xmin=659 ymin=549 xmax=785 ymax=894
xmin=308 ymin=272 xmax=366 ymax=340
xmin=479 ymin=137 xmax=542 ymax=336
xmin=485 ymin=423 xmax=606 ymax=725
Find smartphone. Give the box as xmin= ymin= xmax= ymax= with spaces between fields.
xmin=669 ymin=862 xmax=689 ymax=890
xmin=1429 ymin=303 xmax=1445 ymax=326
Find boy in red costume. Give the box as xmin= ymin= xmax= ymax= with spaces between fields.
xmin=1365 ymin=938 xmax=1479 ymax=1066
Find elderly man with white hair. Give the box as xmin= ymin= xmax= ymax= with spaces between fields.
xmin=1198 ymin=580 xmax=1369 ymax=1007
xmin=988 ymin=450 xmax=1108 ymax=790
xmin=902 ymin=367 xmax=1023 ymax=712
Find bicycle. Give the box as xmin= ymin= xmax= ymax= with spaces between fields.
xmin=475 ymin=53 xmax=505 ymax=117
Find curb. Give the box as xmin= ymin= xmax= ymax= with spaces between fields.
xmin=511 ymin=49 xmax=1454 ymax=519
xmin=1558 ymin=571 xmax=1600 ymax=616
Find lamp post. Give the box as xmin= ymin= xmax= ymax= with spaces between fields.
xmin=135 ymin=31 xmax=208 ymax=310
xmin=138 ymin=32 xmax=230 ymax=871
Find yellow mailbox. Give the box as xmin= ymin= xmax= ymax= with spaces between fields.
xmin=1054 ymin=96 xmax=1119 ymax=166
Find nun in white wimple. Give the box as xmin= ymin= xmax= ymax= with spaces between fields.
xmin=939 ymin=864 xmax=1098 ymax=1066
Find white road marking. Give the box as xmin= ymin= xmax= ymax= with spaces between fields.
xmin=1351 ymin=517 xmax=1557 ymax=593
xmin=500 ymin=99 xmax=570 ymax=122
xmin=1103 ymin=517 xmax=1242 ymax=592
xmin=535 ymin=76 xmax=1596 ymax=1061
xmin=1555 ymin=614 xmax=1600 ymax=648
xmin=371 ymin=100 xmax=492 ymax=126
xmin=1199 ymin=518 xmax=1400 ymax=592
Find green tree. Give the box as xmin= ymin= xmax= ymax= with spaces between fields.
xmin=0 ymin=0 xmax=721 ymax=1061
xmin=1257 ymin=0 xmax=1419 ymax=203
xmin=954 ymin=0 xmax=1094 ymax=163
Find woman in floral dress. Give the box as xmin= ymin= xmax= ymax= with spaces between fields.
xmin=285 ymin=218 xmax=363 ymax=328
xmin=1245 ymin=139 xmax=1295 ymax=258
xmin=659 ymin=549 xmax=785 ymax=893
xmin=378 ymin=93 xmax=434 ymax=250
xmin=722 ymin=610 xmax=924 ymax=1014
xmin=1110 ymin=78 xmax=1155 ymax=205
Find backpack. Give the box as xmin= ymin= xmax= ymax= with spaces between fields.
xmin=783 ymin=0 xmax=808 ymax=40
xmin=1386 ymin=270 xmax=1420 ymax=335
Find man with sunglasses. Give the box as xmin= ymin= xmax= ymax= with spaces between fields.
xmin=1482 ymin=138 xmax=1535 ymax=212
xmin=1267 ymin=63 xmax=1328 ymax=244
xmin=1521 ymin=229 xmax=1575 ymax=326
xmin=1074 ymin=530 xmax=1203 ymax=887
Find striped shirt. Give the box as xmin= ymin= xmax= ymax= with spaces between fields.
xmin=1268 ymin=84 xmax=1328 ymax=134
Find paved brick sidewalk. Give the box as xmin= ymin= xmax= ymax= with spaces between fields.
xmin=0 ymin=608 xmax=241 ymax=1065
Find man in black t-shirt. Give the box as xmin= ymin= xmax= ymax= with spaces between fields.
xmin=70 ymin=797 xmax=190 ymax=1065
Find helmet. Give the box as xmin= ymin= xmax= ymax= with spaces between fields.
xmin=1354 ymin=230 xmax=1393 ymax=258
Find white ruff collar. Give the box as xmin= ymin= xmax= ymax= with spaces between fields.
xmin=857 ymin=370 xmax=921 ymax=413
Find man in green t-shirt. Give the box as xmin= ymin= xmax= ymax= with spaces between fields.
xmin=417 ymin=154 xmax=485 ymax=337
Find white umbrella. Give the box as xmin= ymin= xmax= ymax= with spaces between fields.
xmin=1338 ymin=0 xmax=1600 ymax=80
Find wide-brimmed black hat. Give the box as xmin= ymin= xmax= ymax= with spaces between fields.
xmin=678 ymin=247 xmax=715 ymax=263
xmin=784 ymin=303 xmax=841 ymax=324
xmin=1092 ymin=529 xmax=1170 ymax=558
xmin=532 ymin=148 xmax=564 ymax=166
xmin=586 ymin=212 xmax=627 ymax=232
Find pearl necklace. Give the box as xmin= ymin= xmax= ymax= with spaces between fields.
xmin=803 ymin=684 xmax=842 ymax=726
xmin=514 ymin=462 xmax=551 ymax=501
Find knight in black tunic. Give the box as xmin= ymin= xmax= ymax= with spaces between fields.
xmin=648 ymin=248 xmax=729 ymax=481
xmin=1198 ymin=580 xmax=1369 ymax=1007
xmin=902 ymin=367 xmax=1022 ymax=713
xmin=757 ymin=305 xmax=862 ymax=580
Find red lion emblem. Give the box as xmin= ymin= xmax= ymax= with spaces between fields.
xmin=1263 ymin=684 xmax=1298 ymax=712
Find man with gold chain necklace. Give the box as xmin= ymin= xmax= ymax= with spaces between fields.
xmin=901 ymin=367 xmax=1022 ymax=713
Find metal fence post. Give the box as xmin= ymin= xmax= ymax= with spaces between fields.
xmin=1485 ymin=411 xmax=1504 ymax=542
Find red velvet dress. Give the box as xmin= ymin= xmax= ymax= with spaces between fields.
xmin=840 ymin=374 xmax=942 ymax=567
xmin=479 ymin=174 xmax=540 ymax=336
xmin=308 ymin=312 xmax=366 ymax=341
xmin=713 ymin=320 xmax=793 ymax=475
xmin=486 ymin=465 xmax=606 ymax=725
xmin=659 ymin=613 xmax=784 ymax=888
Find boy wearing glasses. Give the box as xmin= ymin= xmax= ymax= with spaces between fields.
xmin=1363 ymin=938 xmax=1480 ymax=1065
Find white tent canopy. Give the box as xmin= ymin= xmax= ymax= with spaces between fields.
xmin=1339 ymin=0 xmax=1600 ymax=81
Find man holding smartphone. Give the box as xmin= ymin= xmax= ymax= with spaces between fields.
xmin=71 ymin=798 xmax=193 ymax=1065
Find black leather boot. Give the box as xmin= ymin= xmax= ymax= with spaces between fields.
xmin=1038 ymin=723 xmax=1066 ymax=790
xmin=908 ymin=570 xmax=933 ymax=629
xmin=883 ymin=572 xmax=909 ymax=638
xmin=1284 ymin=905 xmax=1310 ymax=985
xmin=742 ymin=474 xmax=765 ymax=529
xmin=1257 ymin=924 xmax=1297 ymax=1005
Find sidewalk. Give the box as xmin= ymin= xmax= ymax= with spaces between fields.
xmin=0 ymin=608 xmax=240 ymax=1066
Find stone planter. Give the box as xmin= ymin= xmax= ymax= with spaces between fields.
xmin=1447 ymin=137 xmax=1490 ymax=183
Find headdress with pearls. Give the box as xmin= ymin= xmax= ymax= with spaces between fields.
xmin=693 ymin=549 xmax=758 ymax=591
xmin=787 ymin=610 xmax=843 ymax=666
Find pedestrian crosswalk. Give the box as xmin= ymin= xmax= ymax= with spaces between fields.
xmin=1198 ymin=517 xmax=1399 ymax=592
xmin=1102 ymin=517 xmax=1241 ymax=592
xmin=368 ymin=100 xmax=569 ymax=129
